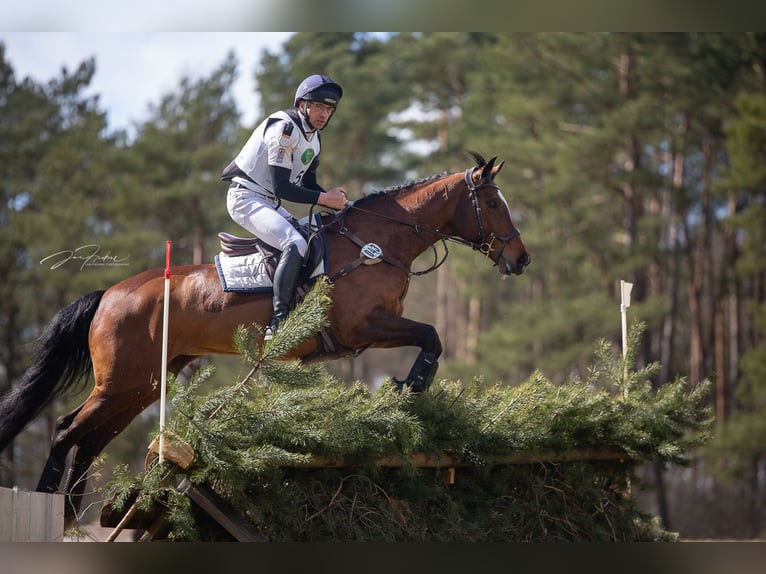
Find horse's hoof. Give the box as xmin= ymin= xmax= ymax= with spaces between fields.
xmin=407 ymin=379 xmax=428 ymax=393
xmin=391 ymin=377 xmax=427 ymax=394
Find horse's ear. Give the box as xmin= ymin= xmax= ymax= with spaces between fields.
xmin=467 ymin=150 xmax=486 ymax=166
xmin=490 ymin=160 xmax=505 ymax=179
xmin=480 ymin=155 xmax=498 ymax=179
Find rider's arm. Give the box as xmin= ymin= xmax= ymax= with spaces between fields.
xmin=301 ymin=158 xmax=326 ymax=193
xmin=270 ymin=165 xmax=321 ymax=204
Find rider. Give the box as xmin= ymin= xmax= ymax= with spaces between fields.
xmin=221 ymin=74 xmax=348 ymax=340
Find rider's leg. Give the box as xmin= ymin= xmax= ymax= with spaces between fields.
xmin=227 ymin=190 xmax=308 ymax=341
xmin=265 ymin=242 xmax=303 ymax=340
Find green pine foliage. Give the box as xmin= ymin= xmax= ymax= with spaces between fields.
xmin=103 ymin=279 xmax=712 ymax=541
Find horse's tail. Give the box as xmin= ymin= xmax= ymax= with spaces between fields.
xmin=0 ymin=290 xmax=105 ymax=453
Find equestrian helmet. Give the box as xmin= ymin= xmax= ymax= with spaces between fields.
xmin=294 ymin=74 xmax=343 ymax=107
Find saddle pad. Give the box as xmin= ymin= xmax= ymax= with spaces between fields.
xmin=215 ymin=214 xmax=327 ymax=293
xmin=215 ymin=251 xmax=274 ymax=293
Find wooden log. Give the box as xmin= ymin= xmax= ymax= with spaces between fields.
xmin=177 ymin=478 xmax=266 ymax=542
xmin=105 ymin=496 xmax=143 ymax=542
xmin=100 ymin=489 xmax=167 ymax=530
xmin=145 ymin=435 xmax=195 ymax=470
xmin=293 ymin=448 xmax=629 ymax=469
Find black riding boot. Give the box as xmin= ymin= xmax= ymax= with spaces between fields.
xmin=265 ymin=243 xmax=303 ymax=341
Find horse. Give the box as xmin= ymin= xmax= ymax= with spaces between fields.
xmin=0 ymin=151 xmax=530 ymax=525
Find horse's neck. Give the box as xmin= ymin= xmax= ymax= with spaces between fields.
xmin=399 ymin=174 xmax=460 ymax=234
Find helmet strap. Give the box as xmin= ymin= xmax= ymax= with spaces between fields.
xmin=298 ymin=100 xmax=317 ymax=130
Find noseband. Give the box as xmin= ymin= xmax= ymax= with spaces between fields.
xmin=464 ymin=167 xmax=521 ymax=268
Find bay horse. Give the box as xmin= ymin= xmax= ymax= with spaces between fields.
xmin=0 ymin=152 xmax=530 ymax=524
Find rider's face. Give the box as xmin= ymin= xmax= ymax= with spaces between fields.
xmin=303 ymin=101 xmax=336 ymax=130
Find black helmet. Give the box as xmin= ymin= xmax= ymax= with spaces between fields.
xmin=294 ymin=74 xmax=343 ymax=107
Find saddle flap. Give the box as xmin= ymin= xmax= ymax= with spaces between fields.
xmin=218 ymin=232 xmax=271 ymax=257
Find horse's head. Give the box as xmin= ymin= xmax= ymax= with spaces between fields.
xmin=454 ymin=151 xmax=531 ymax=276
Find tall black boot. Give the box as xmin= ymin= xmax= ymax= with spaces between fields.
xmin=265 ymin=243 xmax=303 ymax=341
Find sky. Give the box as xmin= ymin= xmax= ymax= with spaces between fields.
xmin=1 ymin=32 xmax=296 ymax=136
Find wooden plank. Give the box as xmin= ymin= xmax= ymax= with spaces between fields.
xmin=293 ymin=448 xmax=629 ymax=469
xmin=14 ymin=488 xmax=30 ymax=542
xmin=0 ymin=487 xmax=64 ymax=542
xmin=28 ymin=492 xmax=49 ymax=542
xmin=0 ymin=487 xmax=13 ymax=542
xmin=177 ymin=478 xmax=266 ymax=542
xmin=46 ymin=491 xmax=66 ymax=542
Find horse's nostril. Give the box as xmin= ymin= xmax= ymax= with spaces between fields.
xmin=514 ymin=254 xmax=530 ymax=273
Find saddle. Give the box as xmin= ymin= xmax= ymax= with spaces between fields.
xmin=217 ymin=218 xmax=326 ymax=286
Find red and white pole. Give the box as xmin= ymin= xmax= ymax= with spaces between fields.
xmin=159 ymin=240 xmax=172 ymax=464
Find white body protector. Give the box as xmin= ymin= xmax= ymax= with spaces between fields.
xmin=226 ymin=110 xmax=320 ymax=255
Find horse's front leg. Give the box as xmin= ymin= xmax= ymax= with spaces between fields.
xmin=395 ymin=348 xmax=440 ymax=393
xmin=350 ymin=312 xmax=443 ymax=393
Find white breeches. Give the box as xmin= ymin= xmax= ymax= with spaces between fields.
xmin=227 ymin=186 xmax=308 ymax=257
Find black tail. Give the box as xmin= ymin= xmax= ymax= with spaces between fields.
xmin=0 ymin=290 xmax=105 ymax=453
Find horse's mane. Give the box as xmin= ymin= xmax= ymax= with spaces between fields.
xmin=354 ymin=171 xmax=451 ymax=207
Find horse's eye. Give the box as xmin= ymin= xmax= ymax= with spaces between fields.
xmin=486 ymin=199 xmax=498 ymax=209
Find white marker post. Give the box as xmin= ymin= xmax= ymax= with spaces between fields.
xmin=159 ymin=241 xmax=172 ymax=464
xmin=620 ymin=280 xmax=633 ymax=359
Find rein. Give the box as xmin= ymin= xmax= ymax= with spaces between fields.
xmin=306 ymin=205 xmax=446 ymax=282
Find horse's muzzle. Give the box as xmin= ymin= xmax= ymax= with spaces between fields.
xmin=499 ymin=252 xmax=531 ymax=275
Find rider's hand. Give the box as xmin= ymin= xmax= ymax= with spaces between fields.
xmin=317 ymin=187 xmax=349 ymax=210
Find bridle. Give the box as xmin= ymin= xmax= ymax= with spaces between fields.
xmin=308 ymin=167 xmax=522 ymax=279
xmin=463 ymin=167 xmax=522 ymax=272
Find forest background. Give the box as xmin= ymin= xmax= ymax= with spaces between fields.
xmin=1 ymin=32 xmax=765 ymax=540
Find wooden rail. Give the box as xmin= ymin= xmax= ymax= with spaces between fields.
xmin=299 ymin=448 xmax=629 ymax=468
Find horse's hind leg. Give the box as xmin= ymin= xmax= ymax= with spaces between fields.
xmin=60 ymin=419 xmax=130 ymax=525
xmin=56 ymin=356 xmax=197 ymax=524
xmin=55 ymin=395 xmax=153 ymax=525
xmin=36 ymin=403 xmax=85 ymax=493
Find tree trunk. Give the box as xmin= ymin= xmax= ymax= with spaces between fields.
xmin=465 ymin=290 xmax=481 ymax=365
xmin=659 ymin=117 xmax=686 ymax=387
xmin=435 ymin=265 xmax=451 ymax=359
